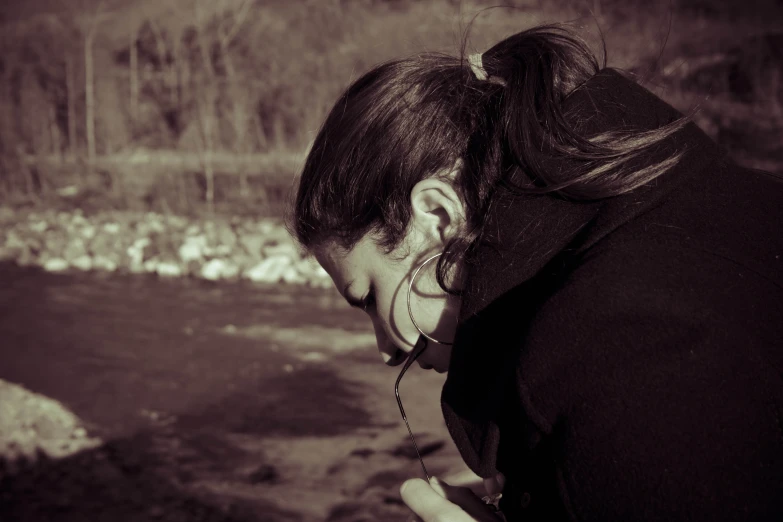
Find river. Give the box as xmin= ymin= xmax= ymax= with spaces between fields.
xmin=0 ymin=263 xmax=463 ymax=522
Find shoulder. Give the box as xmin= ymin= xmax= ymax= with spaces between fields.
xmin=510 ymin=242 xmax=783 ymax=521
xmin=514 ymin=233 xmax=783 ymax=436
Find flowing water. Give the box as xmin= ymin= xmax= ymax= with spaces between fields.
xmin=0 ymin=263 xmax=461 ymax=522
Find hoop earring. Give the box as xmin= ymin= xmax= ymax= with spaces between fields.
xmin=407 ymin=252 xmax=454 ymax=346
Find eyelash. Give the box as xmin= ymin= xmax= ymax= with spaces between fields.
xmin=362 ymin=287 xmax=376 ymax=311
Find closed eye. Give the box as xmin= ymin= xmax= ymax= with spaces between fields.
xmin=361 ymin=285 xmax=376 ymax=312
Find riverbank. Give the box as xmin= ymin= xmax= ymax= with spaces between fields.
xmin=0 ymin=206 xmax=332 ymax=287
xmin=0 ymin=265 xmax=463 ymax=522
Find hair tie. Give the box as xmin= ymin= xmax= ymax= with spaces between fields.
xmin=468 ymin=53 xmax=489 ymax=81
xmin=468 ymin=52 xmax=506 ymax=86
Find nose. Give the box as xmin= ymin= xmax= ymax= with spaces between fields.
xmin=372 ymin=320 xmax=407 ymax=366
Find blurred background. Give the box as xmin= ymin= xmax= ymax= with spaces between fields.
xmin=0 ymin=1 xmax=781 ymax=521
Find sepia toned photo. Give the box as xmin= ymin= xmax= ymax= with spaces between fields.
xmin=1 ymin=1 xmax=781 ymax=521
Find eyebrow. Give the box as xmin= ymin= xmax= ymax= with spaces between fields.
xmin=342 ymin=281 xmax=364 ymax=308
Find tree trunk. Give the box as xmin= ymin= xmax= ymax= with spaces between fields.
xmin=130 ymin=26 xmax=138 ymax=123
xmin=85 ymin=27 xmax=97 ymax=177
xmin=66 ymin=54 xmax=78 ymax=158
xmin=222 ymin=49 xmax=250 ymax=199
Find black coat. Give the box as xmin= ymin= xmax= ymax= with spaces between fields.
xmin=441 ymin=69 xmax=783 ymax=522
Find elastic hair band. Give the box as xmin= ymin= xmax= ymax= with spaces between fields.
xmin=468 ymin=52 xmax=506 ymax=86
xmin=468 ymin=53 xmax=489 ymax=81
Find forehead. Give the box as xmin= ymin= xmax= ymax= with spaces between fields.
xmin=314 ymin=239 xmax=374 ymax=284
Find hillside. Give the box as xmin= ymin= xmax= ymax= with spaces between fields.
xmin=0 ymin=0 xmax=781 ymax=215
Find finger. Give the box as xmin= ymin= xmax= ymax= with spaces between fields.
xmin=401 ymin=478 xmax=476 ymax=522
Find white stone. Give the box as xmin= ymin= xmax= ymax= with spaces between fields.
xmin=128 ymin=261 xmax=146 ymax=274
xmin=92 ymin=256 xmax=118 ymax=272
xmin=214 ymin=244 xmax=232 ymax=256
xmin=156 ymin=262 xmax=182 ymax=277
xmin=80 ymin=225 xmax=96 ymax=239
xmin=29 ymin=220 xmax=48 ymax=233
xmin=178 ymin=240 xmax=203 ymax=263
xmin=0 ymin=246 xmax=17 ymax=262
xmin=201 ymin=258 xmax=228 ymax=281
xmin=243 ymin=255 xmax=291 ymax=283
xmin=43 ymin=258 xmax=68 ymax=272
xmin=71 ymin=255 xmax=93 ymax=271
xmin=102 ymin=223 xmax=120 ymax=234
xmin=264 ymin=242 xmax=297 ymax=258
xmin=221 ymin=262 xmax=239 ymax=279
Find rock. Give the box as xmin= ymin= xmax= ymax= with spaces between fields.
xmin=239 ymin=234 xmax=265 ymax=259
xmin=29 ymin=220 xmax=48 ymax=233
xmin=43 ymin=258 xmax=69 ymax=272
xmin=80 ymin=224 xmax=96 ymax=240
xmin=201 ymin=258 xmax=229 ymax=281
xmin=215 ymin=223 xmax=237 ymax=250
xmin=0 ymin=246 xmax=18 ymax=262
xmin=263 ymin=242 xmax=298 ymax=258
xmin=213 ymin=243 xmax=233 ymax=257
xmin=128 ymin=260 xmax=146 ymax=274
xmin=243 ymin=255 xmax=291 ymax=283
xmin=156 ymin=261 xmax=182 ymax=277
xmin=178 ymin=235 xmax=206 ymax=263
xmin=102 ymin=222 xmax=120 ymax=234
xmin=127 ymin=237 xmax=149 ymax=266
xmin=0 ymin=379 xmax=102 ymax=464
xmin=63 ymin=238 xmax=89 ymax=261
xmin=16 ymin=248 xmax=35 ymax=267
xmin=71 ymin=255 xmax=93 ymax=271
xmin=4 ymin=230 xmax=27 ymax=252
xmin=0 ymin=209 xmax=334 ymax=287
xmin=296 ymin=257 xmax=329 ymax=278
xmin=92 ymin=255 xmax=118 ymax=272
xmin=185 ymin=224 xmax=201 ymax=236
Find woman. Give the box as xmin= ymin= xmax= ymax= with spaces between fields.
xmin=289 ymin=25 xmax=783 ymax=521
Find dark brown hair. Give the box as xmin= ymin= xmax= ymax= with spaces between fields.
xmin=289 ymin=24 xmax=686 ymax=293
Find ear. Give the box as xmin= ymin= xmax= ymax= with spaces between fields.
xmin=409 ymin=160 xmax=466 ymax=246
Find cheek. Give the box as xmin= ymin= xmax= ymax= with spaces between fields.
xmin=374 ymin=290 xmax=421 ymax=349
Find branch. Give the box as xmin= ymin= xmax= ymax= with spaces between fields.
xmin=219 ymin=0 xmax=252 ymax=49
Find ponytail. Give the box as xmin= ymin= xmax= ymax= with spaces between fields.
xmin=292 ymin=23 xmax=689 ymax=295
xmin=468 ymin=25 xmax=688 ymax=201
xmin=441 ymin=25 xmax=688 ymax=293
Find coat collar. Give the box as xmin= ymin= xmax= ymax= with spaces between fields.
xmin=440 ymin=68 xmax=725 ymax=477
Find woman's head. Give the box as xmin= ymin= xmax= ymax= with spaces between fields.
xmin=293 ymin=25 xmax=602 ymax=252
xmin=290 ymin=24 xmax=685 ymax=368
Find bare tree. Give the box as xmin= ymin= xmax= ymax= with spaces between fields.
xmin=217 ymin=0 xmax=253 ymax=199
xmin=193 ymin=0 xmax=220 ymax=215
xmin=129 ymin=24 xmax=139 ymax=124
xmin=84 ymin=1 xmax=106 ymax=177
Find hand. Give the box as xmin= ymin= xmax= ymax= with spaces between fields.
xmin=400 ymin=477 xmax=501 ymax=522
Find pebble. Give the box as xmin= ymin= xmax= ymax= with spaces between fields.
xmin=0 ymin=207 xmax=333 ymax=288
xmin=156 ymin=261 xmax=182 ymax=277
xmin=71 ymin=255 xmax=93 ymax=271
xmin=43 ymin=258 xmax=69 ymax=272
